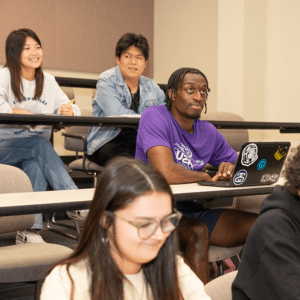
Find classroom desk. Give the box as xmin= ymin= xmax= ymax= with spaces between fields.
xmin=0 ymin=178 xmax=285 ymax=217
xmin=0 ymin=113 xmax=300 ymax=132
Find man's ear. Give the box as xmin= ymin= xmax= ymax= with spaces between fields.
xmin=168 ymin=89 xmax=175 ymax=101
xmin=116 ymin=56 xmax=120 ymax=66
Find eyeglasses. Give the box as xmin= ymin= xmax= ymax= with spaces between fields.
xmin=112 ymin=210 xmax=182 ymax=239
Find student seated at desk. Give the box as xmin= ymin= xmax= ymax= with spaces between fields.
xmin=232 ymin=145 xmax=300 ymax=299
xmin=0 ymin=28 xmax=80 ymax=243
xmin=41 ymin=157 xmax=210 ymax=300
xmin=86 ymin=33 xmax=165 ymax=167
xmin=135 ymin=67 xmax=258 ymax=283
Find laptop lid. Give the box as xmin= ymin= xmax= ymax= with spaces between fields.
xmin=228 ymin=141 xmax=290 ymax=187
xmin=198 ymin=141 xmax=291 ymax=187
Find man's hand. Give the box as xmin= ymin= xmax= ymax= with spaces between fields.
xmin=212 ymin=162 xmax=235 ymax=181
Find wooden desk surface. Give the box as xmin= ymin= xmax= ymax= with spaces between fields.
xmin=0 ymin=178 xmax=285 ymax=217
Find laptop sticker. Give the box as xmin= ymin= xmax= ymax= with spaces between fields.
xmin=257 ymin=159 xmax=267 ymax=170
xmin=260 ymin=173 xmax=279 ymax=183
xmin=241 ymin=143 xmax=258 ymax=167
xmin=233 ymin=169 xmax=248 ymax=185
xmin=274 ymin=146 xmax=288 ymax=161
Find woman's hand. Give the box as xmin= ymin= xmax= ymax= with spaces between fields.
xmin=59 ymin=104 xmax=74 ymax=116
xmin=12 ymin=108 xmax=34 ymax=114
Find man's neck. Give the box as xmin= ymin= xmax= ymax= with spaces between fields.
xmin=125 ymin=78 xmax=139 ymax=94
xmin=170 ymin=109 xmax=195 ymax=134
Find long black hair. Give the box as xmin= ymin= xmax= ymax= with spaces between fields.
xmin=59 ymin=157 xmax=182 ymax=300
xmin=5 ymin=28 xmax=44 ymax=101
xmin=165 ymin=67 xmax=210 ymax=111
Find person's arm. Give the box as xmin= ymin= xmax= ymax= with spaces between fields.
xmin=147 ymin=146 xmax=212 ymax=184
xmin=52 ymin=79 xmax=81 ymax=116
xmin=11 ymin=108 xmax=33 ymax=114
xmin=206 ymin=126 xmax=238 ymax=181
xmin=40 ymin=266 xmax=73 ymax=300
xmin=95 ymin=76 xmax=139 ymax=116
xmin=177 ymin=256 xmax=211 ymax=300
xmin=0 ymin=69 xmax=33 ymax=114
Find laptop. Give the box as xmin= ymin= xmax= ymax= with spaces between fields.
xmin=198 ymin=142 xmax=291 ymax=187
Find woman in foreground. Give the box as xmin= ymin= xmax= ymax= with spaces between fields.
xmin=41 ymin=157 xmax=211 ymax=300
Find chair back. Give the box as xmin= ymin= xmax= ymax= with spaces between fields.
xmin=0 ymin=164 xmax=35 ymax=233
xmin=60 ymin=86 xmax=75 ymax=100
xmin=202 ymin=111 xmax=249 ymax=152
xmin=64 ymin=106 xmax=93 ymax=152
xmin=204 ymin=270 xmax=238 ymax=300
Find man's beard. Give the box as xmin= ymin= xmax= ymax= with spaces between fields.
xmin=184 ymin=111 xmax=201 ymax=120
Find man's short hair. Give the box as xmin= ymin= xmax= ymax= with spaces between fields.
xmin=115 ymin=33 xmax=149 ymax=61
xmin=165 ymin=68 xmax=210 ymax=110
xmin=284 ymin=145 xmax=300 ymax=197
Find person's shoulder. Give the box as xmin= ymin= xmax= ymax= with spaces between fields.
xmin=176 ymin=256 xmax=210 ymax=299
xmin=198 ymin=118 xmax=216 ymax=129
xmin=43 ymin=72 xmax=55 ymax=79
xmin=141 ymin=104 xmax=168 ymax=119
xmin=43 ymin=72 xmax=56 ymax=84
xmin=99 ymin=66 xmax=118 ymax=80
xmin=139 ymin=75 xmax=159 ymax=88
xmin=42 ymin=260 xmax=90 ymax=299
xmin=0 ymin=67 xmax=11 ymax=78
xmin=48 ymin=259 xmax=89 ymax=286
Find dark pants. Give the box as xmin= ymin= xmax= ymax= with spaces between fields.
xmin=87 ymin=128 xmax=137 ymax=166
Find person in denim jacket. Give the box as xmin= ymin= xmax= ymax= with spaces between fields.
xmin=87 ymin=33 xmax=165 ymax=166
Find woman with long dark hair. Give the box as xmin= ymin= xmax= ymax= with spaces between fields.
xmin=0 ymin=28 xmax=81 ymax=243
xmin=41 ymin=158 xmax=210 ymax=300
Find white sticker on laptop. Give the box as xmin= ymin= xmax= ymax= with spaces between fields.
xmin=233 ymin=169 xmax=248 ymax=185
xmin=241 ymin=143 xmax=258 ymax=167
xmin=260 ymin=173 xmax=279 ymax=183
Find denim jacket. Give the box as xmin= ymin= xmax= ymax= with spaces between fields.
xmin=87 ymin=66 xmax=165 ymax=155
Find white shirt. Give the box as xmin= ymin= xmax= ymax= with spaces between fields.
xmin=40 ymin=256 xmax=211 ymax=300
xmin=0 ymin=67 xmax=81 ymax=141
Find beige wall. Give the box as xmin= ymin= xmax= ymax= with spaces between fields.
xmin=154 ymin=0 xmax=219 ymax=112
xmin=0 ymin=0 xmax=154 ymax=77
xmin=154 ymin=0 xmax=300 ymax=144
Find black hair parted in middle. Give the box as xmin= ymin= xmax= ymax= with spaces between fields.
xmin=165 ymin=67 xmax=210 ymax=111
xmin=115 ymin=33 xmax=149 ymax=61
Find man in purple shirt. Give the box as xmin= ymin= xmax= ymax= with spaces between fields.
xmin=136 ymin=67 xmax=258 ymax=283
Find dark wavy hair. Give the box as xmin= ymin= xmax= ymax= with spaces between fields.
xmin=115 ymin=33 xmax=149 ymax=61
xmin=58 ymin=157 xmax=182 ymax=300
xmin=165 ymin=67 xmax=210 ymax=111
xmin=4 ymin=28 xmax=44 ymax=102
xmin=284 ymin=145 xmax=300 ymax=197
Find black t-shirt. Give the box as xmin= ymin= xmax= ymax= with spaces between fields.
xmin=129 ymin=86 xmax=140 ymax=113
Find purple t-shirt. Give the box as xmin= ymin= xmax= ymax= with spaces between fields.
xmin=135 ymin=105 xmax=237 ymax=171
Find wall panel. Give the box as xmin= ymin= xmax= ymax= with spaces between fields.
xmin=0 ymin=0 xmax=154 ymax=77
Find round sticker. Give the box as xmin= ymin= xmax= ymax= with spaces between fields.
xmin=233 ymin=169 xmax=248 ymax=186
xmin=241 ymin=143 xmax=258 ymax=167
xmin=257 ymin=159 xmax=267 ymax=170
